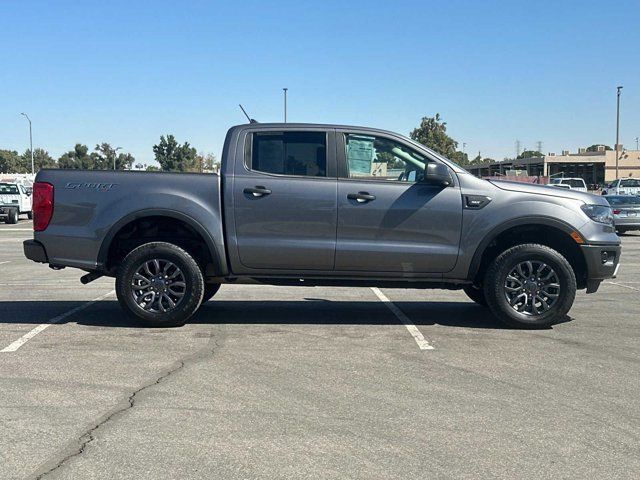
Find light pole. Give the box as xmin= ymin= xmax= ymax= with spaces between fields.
xmin=283 ymin=88 xmax=288 ymax=123
xmin=113 ymin=146 xmax=122 ymax=170
xmin=615 ymin=86 xmax=623 ymax=180
xmin=20 ymin=113 xmax=34 ymax=175
xmin=635 ymin=136 xmax=639 ymax=150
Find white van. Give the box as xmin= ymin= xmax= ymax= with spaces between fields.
xmin=549 ymin=177 xmax=587 ymax=192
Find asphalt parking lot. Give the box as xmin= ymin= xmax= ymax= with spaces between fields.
xmin=1 ymin=220 xmax=639 ymax=480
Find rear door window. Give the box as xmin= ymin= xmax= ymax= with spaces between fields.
xmin=249 ymin=132 xmax=327 ymax=177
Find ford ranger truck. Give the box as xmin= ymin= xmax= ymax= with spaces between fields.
xmin=23 ymin=123 xmax=621 ymax=328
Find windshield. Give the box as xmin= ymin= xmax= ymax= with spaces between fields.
xmin=605 ymin=196 xmax=640 ymax=205
xmin=0 ymin=183 xmax=19 ymax=195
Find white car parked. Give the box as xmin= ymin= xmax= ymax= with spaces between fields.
xmin=549 ymin=177 xmax=587 ymax=192
xmin=602 ymin=178 xmax=640 ymax=196
xmin=0 ymin=182 xmax=33 ymax=224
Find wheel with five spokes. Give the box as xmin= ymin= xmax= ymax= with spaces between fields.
xmin=116 ymin=242 xmax=204 ymax=327
xmin=484 ymin=243 xmax=576 ymax=329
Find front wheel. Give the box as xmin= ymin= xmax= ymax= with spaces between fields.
xmin=115 ymin=242 xmax=204 ymax=327
xmin=484 ymin=244 xmax=576 ymax=329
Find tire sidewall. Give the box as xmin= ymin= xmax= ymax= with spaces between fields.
xmin=116 ymin=242 xmax=204 ymax=327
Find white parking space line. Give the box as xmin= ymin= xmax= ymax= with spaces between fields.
xmin=0 ymin=261 xmax=10 ymax=266
xmin=370 ymin=287 xmax=434 ymax=350
xmin=606 ymin=281 xmax=640 ymax=292
xmin=0 ymin=229 xmax=33 ymax=232
xmin=1 ymin=290 xmax=115 ymax=353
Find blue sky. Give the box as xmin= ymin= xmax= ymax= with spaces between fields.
xmin=1 ymin=0 xmax=639 ymax=165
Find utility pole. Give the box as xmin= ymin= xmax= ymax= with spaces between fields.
xmin=635 ymin=136 xmax=638 ymax=150
xmin=515 ymin=140 xmax=521 ymax=159
xmin=283 ymin=88 xmax=288 ymax=123
xmin=20 ymin=113 xmax=34 ymax=175
xmin=615 ymin=86 xmax=623 ymax=180
xmin=536 ymin=141 xmax=543 ymax=154
xmin=114 ymin=146 xmax=122 ymax=170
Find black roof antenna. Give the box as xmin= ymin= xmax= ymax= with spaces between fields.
xmin=239 ymin=104 xmax=258 ymax=123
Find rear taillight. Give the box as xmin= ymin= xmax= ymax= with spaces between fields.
xmin=613 ymin=209 xmax=621 ymax=215
xmin=33 ymin=182 xmax=54 ymax=231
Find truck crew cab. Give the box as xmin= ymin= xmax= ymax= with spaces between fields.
xmin=24 ymin=123 xmax=621 ymax=328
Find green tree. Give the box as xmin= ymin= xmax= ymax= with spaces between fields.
xmin=449 ymin=151 xmax=469 ymax=166
xmin=94 ymin=143 xmax=135 ymax=170
xmin=152 ymin=135 xmax=197 ymax=172
xmin=23 ymin=148 xmax=56 ymax=171
xmin=146 ymin=165 xmax=160 ymax=172
xmin=517 ymin=150 xmax=544 ymax=159
xmin=0 ymin=149 xmax=26 ymax=173
xmin=410 ymin=113 xmax=468 ymax=166
xmin=195 ymin=152 xmax=217 ymax=172
xmin=58 ymin=144 xmax=99 ymax=169
xmin=586 ymin=144 xmax=612 ymax=152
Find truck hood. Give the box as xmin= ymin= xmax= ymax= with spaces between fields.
xmin=489 ymin=180 xmax=608 ymax=206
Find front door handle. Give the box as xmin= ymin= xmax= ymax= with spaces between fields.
xmin=347 ymin=192 xmax=376 ymax=203
xmin=244 ymin=186 xmax=272 ymax=197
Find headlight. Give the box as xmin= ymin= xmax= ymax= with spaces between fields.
xmin=581 ymin=204 xmax=613 ymax=225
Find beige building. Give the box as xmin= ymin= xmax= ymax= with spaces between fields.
xmin=467 ymin=146 xmax=640 ymax=185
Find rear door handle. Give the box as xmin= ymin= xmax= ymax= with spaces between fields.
xmin=243 ymin=186 xmax=272 ymax=197
xmin=347 ymin=192 xmax=376 ymax=203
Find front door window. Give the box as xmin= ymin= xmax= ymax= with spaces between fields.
xmin=345 ymin=134 xmax=427 ymax=182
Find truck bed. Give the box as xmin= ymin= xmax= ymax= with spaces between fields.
xmin=33 ymin=169 xmax=226 ymax=271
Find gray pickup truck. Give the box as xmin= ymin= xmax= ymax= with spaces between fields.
xmin=24 ymin=123 xmax=621 ymax=328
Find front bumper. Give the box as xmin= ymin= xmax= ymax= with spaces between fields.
xmin=23 ymin=240 xmax=48 ymax=263
xmin=581 ymin=243 xmax=621 ymax=293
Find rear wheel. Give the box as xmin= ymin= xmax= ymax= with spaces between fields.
xmin=27 ymin=211 xmax=33 ymax=220
xmin=616 ymin=228 xmax=628 ymax=235
xmin=463 ymin=285 xmax=487 ymax=306
xmin=115 ymin=242 xmax=204 ymax=327
xmin=6 ymin=208 xmax=18 ymax=224
xmin=484 ymin=243 xmax=576 ymax=329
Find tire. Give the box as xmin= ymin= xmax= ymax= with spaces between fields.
xmin=27 ymin=211 xmax=33 ymax=220
xmin=616 ymin=228 xmax=627 ymax=235
xmin=115 ymin=242 xmax=204 ymax=327
xmin=202 ymin=283 xmax=221 ymax=303
xmin=484 ymin=243 xmax=576 ymax=329
xmin=6 ymin=209 xmax=18 ymax=224
xmin=463 ymin=285 xmax=487 ymax=306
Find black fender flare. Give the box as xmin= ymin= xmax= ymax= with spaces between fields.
xmin=466 ymin=216 xmax=579 ymax=281
xmin=96 ymin=209 xmax=224 ymax=274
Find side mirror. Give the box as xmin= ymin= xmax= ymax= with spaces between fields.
xmin=423 ymin=162 xmax=452 ymax=186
